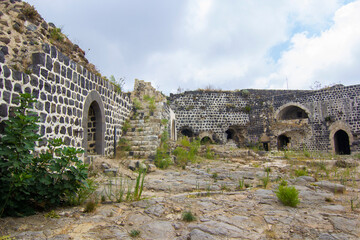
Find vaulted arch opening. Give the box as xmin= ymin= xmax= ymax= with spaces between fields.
xmin=278 ymin=105 xmax=309 ymax=120
xmin=334 ymin=130 xmax=350 ymax=155
xmin=180 ymin=126 xmax=194 ymax=138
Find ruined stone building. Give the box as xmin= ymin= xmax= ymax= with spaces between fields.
xmin=169 ymin=86 xmax=360 ymax=154
xmin=0 ymin=0 xmax=359 ymax=164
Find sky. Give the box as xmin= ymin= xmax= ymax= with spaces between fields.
xmin=26 ymin=0 xmax=360 ymax=94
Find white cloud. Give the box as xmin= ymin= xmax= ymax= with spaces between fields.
xmin=267 ymin=0 xmax=360 ymax=89
xmin=26 ymin=0 xmax=359 ymax=93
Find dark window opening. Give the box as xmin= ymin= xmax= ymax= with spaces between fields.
xmin=334 ymin=130 xmax=351 ymax=155
xmin=278 ymin=135 xmax=290 ymax=151
xmin=263 ymin=142 xmax=269 ymax=151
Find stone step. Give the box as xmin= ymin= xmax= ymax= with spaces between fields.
xmin=130 ymin=145 xmax=159 ymax=151
xmin=124 ymin=135 xmax=160 ymax=142
xmin=126 ymin=131 xmax=155 ymax=137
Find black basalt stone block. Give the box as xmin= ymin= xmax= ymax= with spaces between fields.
xmin=23 ymin=74 xmax=29 ymax=84
xmin=11 ymin=93 xmax=19 ymax=104
xmin=3 ymin=65 xmax=10 ymax=78
xmin=42 ymin=44 xmax=50 ymax=54
xmin=32 ymin=53 xmax=45 ymax=66
xmin=32 ymin=89 xmax=39 ymax=99
xmin=3 ymin=91 xmax=10 ymax=103
xmin=41 ymin=68 xmax=48 ymax=79
xmin=51 ymin=46 xmax=57 ymax=58
xmin=46 ymin=55 xmax=53 ymax=71
xmin=0 ymin=103 xmax=8 ymax=117
xmin=14 ymin=83 xmax=22 ymax=93
xmin=12 ymin=70 xmax=22 ymax=81
xmin=45 ymin=101 xmax=50 ymax=113
xmin=60 ymin=126 xmax=66 ymax=134
xmin=54 ymin=61 xmax=60 ymax=74
xmin=61 ymin=66 xmax=66 ymax=77
xmin=5 ymin=79 xmax=12 ymax=91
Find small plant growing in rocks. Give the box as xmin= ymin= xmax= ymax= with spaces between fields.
xmin=22 ymin=4 xmax=39 ymax=20
xmin=261 ymin=171 xmax=270 ymax=188
xmin=236 ymin=178 xmax=245 ymax=190
xmin=44 ymin=210 xmax=60 ymax=219
xmin=129 ymin=229 xmax=140 ymax=238
xmin=295 ymin=167 xmax=308 ymax=177
xmin=182 ymin=210 xmax=196 ymax=222
xmin=50 ymin=27 xmax=64 ymax=42
xmin=84 ymin=200 xmax=97 ymax=213
xmin=275 ymin=184 xmax=300 ymax=207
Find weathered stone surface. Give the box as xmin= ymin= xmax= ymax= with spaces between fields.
xmin=335 ymin=159 xmax=359 ymax=168
xmin=189 ymin=229 xmax=217 ymax=240
xmin=189 ymin=221 xmax=246 ymax=238
xmin=314 ymin=181 xmax=345 ymax=193
xmin=140 ymin=221 xmax=175 ymax=239
xmin=329 ymin=216 xmax=360 ymax=235
xmin=144 ymin=204 xmax=165 ymax=217
xmin=104 ymin=168 xmax=118 ymax=177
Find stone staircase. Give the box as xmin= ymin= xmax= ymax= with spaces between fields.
xmin=123 ymin=114 xmax=162 ymax=159
xmin=119 ymin=79 xmax=171 ymax=161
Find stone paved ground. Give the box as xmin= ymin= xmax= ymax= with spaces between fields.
xmin=1 ymin=152 xmax=359 ymax=240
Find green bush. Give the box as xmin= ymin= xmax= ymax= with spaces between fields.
xmin=173 ymin=138 xmax=201 ymax=167
xmin=0 ymin=94 xmax=88 ymax=217
xmin=50 ymin=27 xmax=64 ymax=42
xmin=154 ymin=130 xmax=172 ymax=169
xmin=294 ymin=167 xmax=308 ymax=177
xmin=129 ymin=229 xmax=141 ymax=238
xmin=182 ymin=210 xmax=196 ymax=222
xmin=275 ymin=185 xmax=300 ymax=207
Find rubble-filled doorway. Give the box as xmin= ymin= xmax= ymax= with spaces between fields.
xmin=278 ymin=135 xmax=290 ymax=150
xmin=334 ymin=130 xmax=350 ymax=155
xmin=87 ymin=102 xmax=98 ymax=154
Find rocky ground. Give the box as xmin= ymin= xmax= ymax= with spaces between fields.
xmin=1 ymin=149 xmax=360 ymax=240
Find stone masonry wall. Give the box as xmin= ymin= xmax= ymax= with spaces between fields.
xmin=0 ymin=43 xmax=132 ymax=157
xmin=169 ymin=84 xmax=360 ymax=153
xmin=169 ymin=90 xmax=250 ymax=144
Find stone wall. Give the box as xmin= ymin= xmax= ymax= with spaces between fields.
xmin=0 ymin=43 xmax=132 ymax=157
xmin=169 ymin=84 xmax=360 ymax=153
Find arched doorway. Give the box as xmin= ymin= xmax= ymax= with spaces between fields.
xmin=334 ymin=130 xmax=350 ymax=155
xmin=83 ymin=91 xmax=105 ymax=156
xmin=278 ymin=135 xmax=290 ymax=150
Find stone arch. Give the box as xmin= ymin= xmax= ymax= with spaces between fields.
xmin=179 ymin=126 xmax=194 ymax=138
xmin=82 ymin=91 xmax=105 ymax=156
xmin=276 ymin=103 xmax=310 ymax=120
xmin=329 ymin=121 xmax=353 ymax=155
xmin=199 ymin=132 xmax=214 ymax=144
